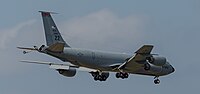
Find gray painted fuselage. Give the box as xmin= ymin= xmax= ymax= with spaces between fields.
xmin=45 ymin=47 xmax=173 ymax=76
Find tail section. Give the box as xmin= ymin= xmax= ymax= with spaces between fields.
xmin=39 ymin=11 xmax=70 ymax=47
xmin=47 ymin=42 xmax=65 ymax=53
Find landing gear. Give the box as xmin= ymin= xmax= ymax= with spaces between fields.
xmin=90 ymin=71 xmax=109 ymax=81
xmin=115 ymin=72 xmax=129 ymax=79
xmin=154 ymin=79 xmax=160 ymax=84
xmin=94 ymin=75 xmax=107 ymax=81
xmin=154 ymin=76 xmax=160 ymax=84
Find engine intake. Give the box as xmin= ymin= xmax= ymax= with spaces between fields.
xmin=57 ymin=68 xmax=76 ymax=77
xmin=147 ymin=56 xmax=166 ymax=66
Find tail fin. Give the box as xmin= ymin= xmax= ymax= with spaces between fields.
xmin=39 ymin=11 xmax=70 ymax=47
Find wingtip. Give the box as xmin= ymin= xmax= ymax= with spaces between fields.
xmin=143 ymin=45 xmax=154 ymax=47
xmin=38 ymin=11 xmax=59 ymax=14
xmin=135 ymin=45 xmax=154 ymax=54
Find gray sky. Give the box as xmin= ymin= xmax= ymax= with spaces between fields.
xmin=0 ymin=0 xmax=199 ymax=94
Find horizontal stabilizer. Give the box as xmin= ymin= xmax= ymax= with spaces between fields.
xmin=17 ymin=47 xmax=37 ymax=51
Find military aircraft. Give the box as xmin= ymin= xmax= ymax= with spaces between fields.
xmin=18 ymin=11 xmax=175 ymax=84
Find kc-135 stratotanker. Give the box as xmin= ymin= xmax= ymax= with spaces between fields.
xmin=18 ymin=11 xmax=175 ymax=84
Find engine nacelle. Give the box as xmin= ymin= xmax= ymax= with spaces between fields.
xmin=57 ymin=68 xmax=76 ymax=77
xmin=147 ymin=56 xmax=166 ymax=66
xmin=148 ymin=64 xmax=162 ymax=73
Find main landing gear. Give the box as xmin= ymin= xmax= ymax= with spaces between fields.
xmin=90 ymin=71 xmax=109 ymax=81
xmin=154 ymin=76 xmax=160 ymax=84
xmin=115 ymin=72 xmax=129 ymax=79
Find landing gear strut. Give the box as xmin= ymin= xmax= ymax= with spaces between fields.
xmin=90 ymin=71 xmax=109 ymax=81
xmin=116 ymin=72 xmax=129 ymax=79
xmin=154 ymin=76 xmax=160 ymax=84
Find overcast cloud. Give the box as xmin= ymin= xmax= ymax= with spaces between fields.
xmin=60 ymin=9 xmax=146 ymax=51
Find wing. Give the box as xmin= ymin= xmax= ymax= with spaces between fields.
xmin=20 ymin=60 xmax=96 ymax=72
xmin=118 ymin=45 xmax=153 ymax=71
xmin=132 ymin=45 xmax=153 ymax=61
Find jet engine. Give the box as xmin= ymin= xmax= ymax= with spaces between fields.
xmin=57 ymin=68 xmax=76 ymax=77
xmin=147 ymin=56 xmax=166 ymax=66
xmin=148 ymin=64 xmax=162 ymax=73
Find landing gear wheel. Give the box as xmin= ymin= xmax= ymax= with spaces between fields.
xmin=144 ymin=63 xmax=150 ymax=70
xmin=101 ymin=75 xmax=107 ymax=81
xmin=115 ymin=72 xmax=129 ymax=79
xmin=154 ymin=79 xmax=160 ymax=84
xmin=124 ymin=73 xmax=129 ymax=78
xmin=119 ymin=72 xmax=124 ymax=79
xmin=91 ymin=71 xmax=109 ymax=81
xmin=116 ymin=73 xmax=120 ymax=78
xmin=94 ymin=75 xmax=103 ymax=81
xmin=94 ymin=76 xmax=98 ymax=81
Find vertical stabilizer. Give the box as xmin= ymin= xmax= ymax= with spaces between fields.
xmin=39 ymin=11 xmax=70 ymax=47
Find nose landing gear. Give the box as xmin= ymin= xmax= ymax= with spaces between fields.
xmin=154 ymin=76 xmax=160 ymax=84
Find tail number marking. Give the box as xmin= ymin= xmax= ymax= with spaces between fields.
xmin=55 ymin=35 xmax=60 ymax=41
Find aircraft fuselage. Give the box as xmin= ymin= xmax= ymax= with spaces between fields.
xmin=45 ymin=47 xmax=174 ymax=76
